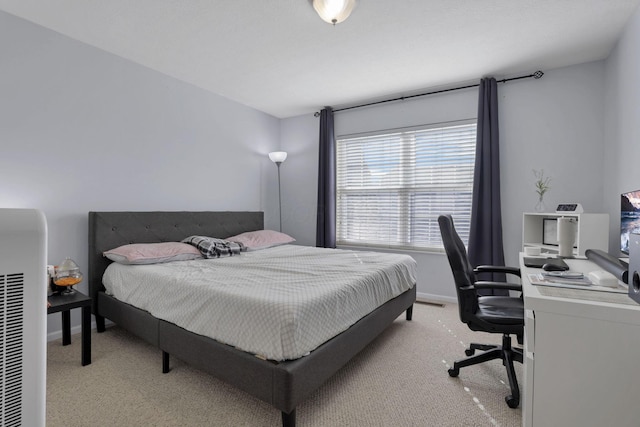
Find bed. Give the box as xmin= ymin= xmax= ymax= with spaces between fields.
xmin=88 ymin=211 xmax=416 ymax=426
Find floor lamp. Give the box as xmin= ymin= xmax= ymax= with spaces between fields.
xmin=268 ymin=151 xmax=287 ymax=231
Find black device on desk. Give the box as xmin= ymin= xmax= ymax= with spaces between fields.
xmin=542 ymin=263 xmax=570 ymax=272
xmin=523 ymin=257 xmax=570 ymax=270
xmin=628 ymin=234 xmax=640 ymax=304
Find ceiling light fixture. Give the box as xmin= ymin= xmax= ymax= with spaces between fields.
xmin=311 ymin=0 xmax=357 ymax=25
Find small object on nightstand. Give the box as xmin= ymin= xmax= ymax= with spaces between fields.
xmin=53 ymin=258 xmax=83 ymax=296
xmin=46 ymin=264 xmax=55 ymax=296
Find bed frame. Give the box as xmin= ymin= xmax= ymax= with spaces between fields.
xmin=88 ymin=211 xmax=416 ymax=427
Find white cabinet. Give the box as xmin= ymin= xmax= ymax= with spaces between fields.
xmin=520 ymin=256 xmax=640 ymax=427
xmin=522 ymin=212 xmax=609 ymax=257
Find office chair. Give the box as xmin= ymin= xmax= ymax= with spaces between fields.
xmin=438 ymin=214 xmax=524 ymax=408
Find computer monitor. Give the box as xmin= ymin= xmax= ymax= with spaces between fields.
xmin=620 ymin=189 xmax=640 ymax=254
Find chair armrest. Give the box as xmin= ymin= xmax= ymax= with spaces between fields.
xmin=474 ymin=265 xmax=521 ymax=278
xmin=474 ymin=281 xmax=523 ymax=292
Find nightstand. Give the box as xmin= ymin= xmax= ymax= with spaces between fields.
xmin=47 ymin=290 xmax=92 ymax=366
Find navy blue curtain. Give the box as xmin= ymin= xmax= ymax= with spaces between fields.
xmin=468 ymin=78 xmax=506 ymax=289
xmin=316 ymin=107 xmax=336 ymax=248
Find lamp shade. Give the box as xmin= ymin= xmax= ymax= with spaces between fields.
xmin=312 ymin=0 xmax=357 ymax=25
xmin=268 ymin=151 xmax=288 ymax=164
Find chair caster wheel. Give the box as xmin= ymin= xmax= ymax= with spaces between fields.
xmin=505 ymin=396 xmax=519 ymax=408
xmin=465 ymin=349 xmax=475 ymax=356
xmin=448 ymin=367 xmax=459 ymax=377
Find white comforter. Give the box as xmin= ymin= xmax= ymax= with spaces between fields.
xmin=102 ymin=244 xmax=416 ymax=361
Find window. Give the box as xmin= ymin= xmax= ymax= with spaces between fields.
xmin=336 ymin=120 xmax=476 ymax=250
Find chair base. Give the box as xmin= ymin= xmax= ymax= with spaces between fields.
xmin=448 ymin=334 xmax=523 ymax=408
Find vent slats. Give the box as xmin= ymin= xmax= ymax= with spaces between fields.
xmin=0 ymin=273 xmax=24 ymax=426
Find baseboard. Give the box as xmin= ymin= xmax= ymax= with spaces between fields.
xmin=47 ymin=324 xmax=87 ymax=342
xmin=46 ymin=318 xmax=113 ymax=342
xmin=416 ymin=292 xmax=457 ymax=305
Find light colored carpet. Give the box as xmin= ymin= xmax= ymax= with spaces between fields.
xmin=47 ymin=302 xmax=522 ymax=426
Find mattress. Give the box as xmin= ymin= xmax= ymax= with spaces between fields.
xmin=102 ymin=244 xmax=417 ymax=361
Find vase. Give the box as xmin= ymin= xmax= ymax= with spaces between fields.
xmin=535 ymin=196 xmax=547 ymax=213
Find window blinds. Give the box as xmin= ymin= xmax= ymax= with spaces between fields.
xmin=336 ymin=120 xmax=476 ymax=250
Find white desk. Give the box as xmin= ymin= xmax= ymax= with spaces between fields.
xmin=520 ymin=254 xmax=640 ymax=427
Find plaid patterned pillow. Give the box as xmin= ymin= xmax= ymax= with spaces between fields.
xmin=181 ymin=236 xmax=245 ymax=258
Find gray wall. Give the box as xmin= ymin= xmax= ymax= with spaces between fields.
xmin=281 ymin=61 xmax=607 ymax=302
xmin=604 ymin=4 xmax=640 ymax=255
xmin=499 ymin=62 xmax=606 ymax=266
xmin=0 ymin=11 xmax=281 ymax=338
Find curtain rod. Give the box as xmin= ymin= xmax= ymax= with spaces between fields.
xmin=315 ymin=70 xmax=544 ymax=116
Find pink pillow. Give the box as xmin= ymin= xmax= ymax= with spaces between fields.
xmin=104 ymin=242 xmax=203 ymax=265
xmin=226 ymin=230 xmax=295 ymax=251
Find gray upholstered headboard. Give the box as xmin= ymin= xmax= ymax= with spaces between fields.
xmin=88 ymin=211 xmax=264 ymax=315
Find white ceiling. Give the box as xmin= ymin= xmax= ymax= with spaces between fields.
xmin=1 ymin=0 xmax=639 ymax=118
